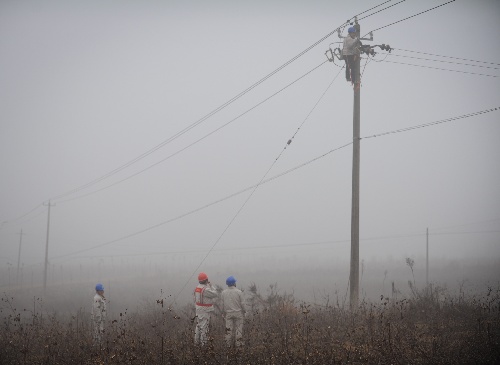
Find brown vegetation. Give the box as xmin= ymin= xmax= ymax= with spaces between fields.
xmin=1 ymin=284 xmax=499 ymax=364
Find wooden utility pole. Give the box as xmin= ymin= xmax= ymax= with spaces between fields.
xmin=426 ymin=227 xmax=429 ymax=288
xmin=326 ymin=18 xmax=388 ymax=311
xmin=16 ymin=229 xmax=24 ymax=285
xmin=43 ymin=201 xmax=55 ymax=294
xmin=349 ymin=20 xmax=361 ymax=311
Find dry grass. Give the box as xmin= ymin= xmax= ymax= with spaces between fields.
xmin=1 ymin=284 xmax=499 ymax=364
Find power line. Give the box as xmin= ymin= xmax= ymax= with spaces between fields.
xmin=363 ymin=107 xmax=499 ymax=140
xmin=335 ymin=0 xmax=410 ymax=40
xmin=7 ymin=1 xmax=401 ymax=221
xmin=3 ymin=60 xmax=331 ymax=222
xmin=430 ymin=218 xmax=500 ymax=231
xmin=49 ymin=142 xmax=354 ymax=262
xmin=432 ymin=230 xmax=500 ymax=236
xmin=358 ymin=0 xmax=407 ymax=21
xmin=385 ymin=53 xmax=500 ymax=70
xmin=42 ymin=229 xmax=500 ymax=264
xmin=0 ymin=206 xmax=46 ymax=232
xmin=46 ymin=25 xmax=362 ymax=203
xmin=356 ymin=0 xmax=395 ymax=18
xmin=367 ymin=0 xmax=456 ymax=34
xmin=0 ymin=204 xmax=44 ymax=231
xmin=376 ymin=59 xmax=499 ymax=77
xmin=281 ymin=67 xmax=344 ymax=154
xmin=393 ymin=48 xmax=500 ymax=67
xmin=56 ymin=61 xmax=330 ymax=204
xmin=170 ymin=67 xmax=344 ymax=303
xmin=46 ymin=107 xmax=498 ymax=263
xmin=0 ymin=0 xmax=416 ymax=234
xmin=49 ymin=237 xmax=426 ymax=261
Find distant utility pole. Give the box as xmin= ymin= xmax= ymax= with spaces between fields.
xmin=426 ymin=227 xmax=429 ymax=288
xmin=16 ymin=229 xmax=24 ymax=285
xmin=43 ymin=201 xmax=55 ymax=294
xmin=326 ymin=17 xmax=391 ymax=311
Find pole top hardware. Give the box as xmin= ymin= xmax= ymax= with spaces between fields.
xmin=360 ymin=32 xmax=373 ymax=42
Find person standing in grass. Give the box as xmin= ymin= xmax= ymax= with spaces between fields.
xmin=221 ymin=276 xmax=246 ymax=347
xmin=194 ymin=272 xmax=219 ymax=346
xmin=91 ymin=283 xmax=107 ymax=345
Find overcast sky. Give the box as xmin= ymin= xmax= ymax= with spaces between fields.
xmin=1 ymin=0 xmax=499 ymax=283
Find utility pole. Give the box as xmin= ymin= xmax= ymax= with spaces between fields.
xmin=426 ymin=227 xmax=429 ymax=289
xmin=16 ymin=229 xmax=24 ymax=285
xmin=326 ymin=17 xmax=390 ymax=311
xmin=43 ymin=201 xmax=55 ymax=295
xmin=349 ymin=19 xmax=362 ymax=311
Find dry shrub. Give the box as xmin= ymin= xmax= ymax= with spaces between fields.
xmin=1 ymin=285 xmax=499 ymax=364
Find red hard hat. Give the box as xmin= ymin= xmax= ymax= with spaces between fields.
xmin=198 ymin=272 xmax=208 ymax=281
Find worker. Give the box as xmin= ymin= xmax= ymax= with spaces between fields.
xmin=221 ymin=275 xmax=246 ymax=347
xmin=91 ymin=283 xmax=107 ymax=345
xmin=342 ymin=26 xmax=361 ymax=83
xmin=194 ymin=272 xmax=219 ymax=346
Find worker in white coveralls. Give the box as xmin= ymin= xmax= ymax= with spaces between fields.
xmin=342 ymin=26 xmax=361 ymax=83
xmin=91 ymin=283 xmax=107 ymax=345
xmin=194 ymin=272 xmax=219 ymax=346
xmin=221 ymin=276 xmax=246 ymax=347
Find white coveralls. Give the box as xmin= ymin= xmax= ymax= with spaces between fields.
xmin=221 ymin=286 xmax=246 ymax=347
xmin=91 ymin=293 xmax=107 ymax=345
xmin=342 ymin=35 xmax=361 ymax=83
xmin=194 ymin=283 xmax=218 ymax=346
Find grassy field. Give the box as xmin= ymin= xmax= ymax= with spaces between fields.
xmin=1 ymin=283 xmax=499 ymax=364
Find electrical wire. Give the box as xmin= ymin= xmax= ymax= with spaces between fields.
xmin=384 ymin=53 xmax=500 ymax=70
xmin=47 ymin=107 xmax=499 ymax=263
xmin=365 ymin=51 xmax=391 ymax=63
xmin=0 ymin=204 xmax=44 ymax=231
xmin=356 ymin=0 xmax=395 ymax=18
xmin=169 ymin=68 xmax=344 ymax=305
xmin=340 ymin=0 xmax=398 ymax=33
xmin=360 ymin=56 xmax=372 ymax=81
xmin=431 ymin=230 xmax=500 ymax=236
xmin=0 ymin=206 xmax=46 ymax=232
xmin=46 ymin=23 xmax=364 ymax=204
xmin=358 ymin=0 xmax=407 ymax=21
xmin=429 ymin=218 xmax=500 ymax=231
xmin=344 ymin=1 xmax=460 ymax=82
xmin=47 ymin=233 xmax=453 ymax=261
xmin=366 ymin=0 xmax=456 ymax=35
xmin=0 ymin=0 xmax=414 ymax=234
xmin=35 ymin=69 xmax=347 ymax=308
xmin=394 ymin=48 xmax=500 ymax=66
xmin=277 ymin=67 xmax=344 ymax=158
xmin=5 ymin=112 xmax=493 ymax=281
xmin=12 ymin=0 xmax=401 ymax=213
xmin=7 ymin=1 xmax=493 ymax=279
xmin=55 ymin=60 xmax=330 ymax=204
xmin=18 ymin=228 xmax=500 ymax=269
xmin=49 ymin=142 xmax=354 ymax=263
xmin=362 ymin=107 xmax=499 ymax=140
xmin=370 ymin=59 xmax=499 ymax=77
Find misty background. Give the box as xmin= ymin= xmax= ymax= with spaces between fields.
xmin=1 ymin=0 xmax=499 ymax=313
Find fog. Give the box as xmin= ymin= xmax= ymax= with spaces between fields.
xmin=2 ymin=254 xmax=499 ymax=317
xmin=1 ymin=0 xmax=499 ymax=313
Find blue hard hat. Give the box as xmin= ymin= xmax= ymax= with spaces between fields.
xmin=348 ymin=26 xmax=356 ymax=33
xmin=95 ymin=283 xmax=104 ymax=291
xmin=226 ymin=276 xmax=236 ymax=286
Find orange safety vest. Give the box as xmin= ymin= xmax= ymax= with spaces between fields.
xmin=194 ymin=286 xmax=213 ymax=307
